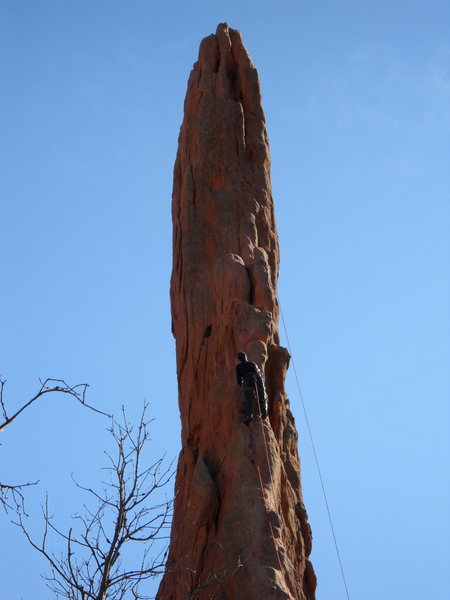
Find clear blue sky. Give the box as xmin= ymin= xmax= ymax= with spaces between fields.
xmin=1 ymin=1 xmax=448 ymax=599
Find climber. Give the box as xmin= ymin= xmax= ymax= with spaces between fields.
xmin=235 ymin=351 xmax=268 ymax=424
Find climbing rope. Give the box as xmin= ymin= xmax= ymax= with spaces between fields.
xmin=252 ymin=374 xmax=284 ymax=572
xmin=253 ymin=374 xmax=273 ymax=482
xmin=256 ymin=464 xmax=283 ymax=571
xmin=279 ymin=304 xmax=352 ymax=600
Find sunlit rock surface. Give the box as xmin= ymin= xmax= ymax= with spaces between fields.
xmin=157 ymin=23 xmax=316 ymax=600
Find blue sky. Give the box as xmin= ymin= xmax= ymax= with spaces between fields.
xmin=1 ymin=1 xmax=449 ymax=599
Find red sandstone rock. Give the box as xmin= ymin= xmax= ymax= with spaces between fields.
xmin=158 ymin=23 xmax=316 ymax=600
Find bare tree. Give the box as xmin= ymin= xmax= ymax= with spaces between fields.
xmin=15 ymin=402 xmax=173 ymax=600
xmin=1 ymin=378 xmax=109 ymax=512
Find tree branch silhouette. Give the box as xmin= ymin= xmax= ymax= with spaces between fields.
xmin=1 ymin=378 xmax=110 ymax=512
xmin=15 ymin=402 xmax=173 ymax=600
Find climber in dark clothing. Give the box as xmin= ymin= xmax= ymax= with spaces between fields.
xmin=235 ymin=351 xmax=268 ymax=424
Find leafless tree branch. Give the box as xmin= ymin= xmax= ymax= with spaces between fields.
xmin=0 ymin=378 xmax=110 ymax=432
xmin=1 ymin=378 xmax=110 ymax=512
xmin=15 ymin=402 xmax=174 ymax=600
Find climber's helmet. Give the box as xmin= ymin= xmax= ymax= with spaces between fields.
xmin=237 ymin=351 xmax=247 ymax=362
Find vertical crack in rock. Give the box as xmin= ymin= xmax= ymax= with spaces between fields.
xmin=159 ymin=23 xmax=316 ymax=600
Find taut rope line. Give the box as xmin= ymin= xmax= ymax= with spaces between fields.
xmin=279 ymin=303 xmax=351 ymax=600
xmin=253 ymin=374 xmax=284 ymax=572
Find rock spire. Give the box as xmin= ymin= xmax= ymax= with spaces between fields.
xmin=158 ymin=23 xmax=316 ymax=600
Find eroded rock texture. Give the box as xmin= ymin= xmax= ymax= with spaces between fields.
xmin=158 ymin=24 xmax=316 ymax=600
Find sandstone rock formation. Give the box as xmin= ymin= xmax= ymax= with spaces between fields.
xmin=158 ymin=23 xmax=316 ymax=600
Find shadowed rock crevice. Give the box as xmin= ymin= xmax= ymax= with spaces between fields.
xmin=159 ymin=23 xmax=316 ymax=600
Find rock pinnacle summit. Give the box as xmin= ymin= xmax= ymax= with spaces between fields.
xmin=158 ymin=23 xmax=316 ymax=600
